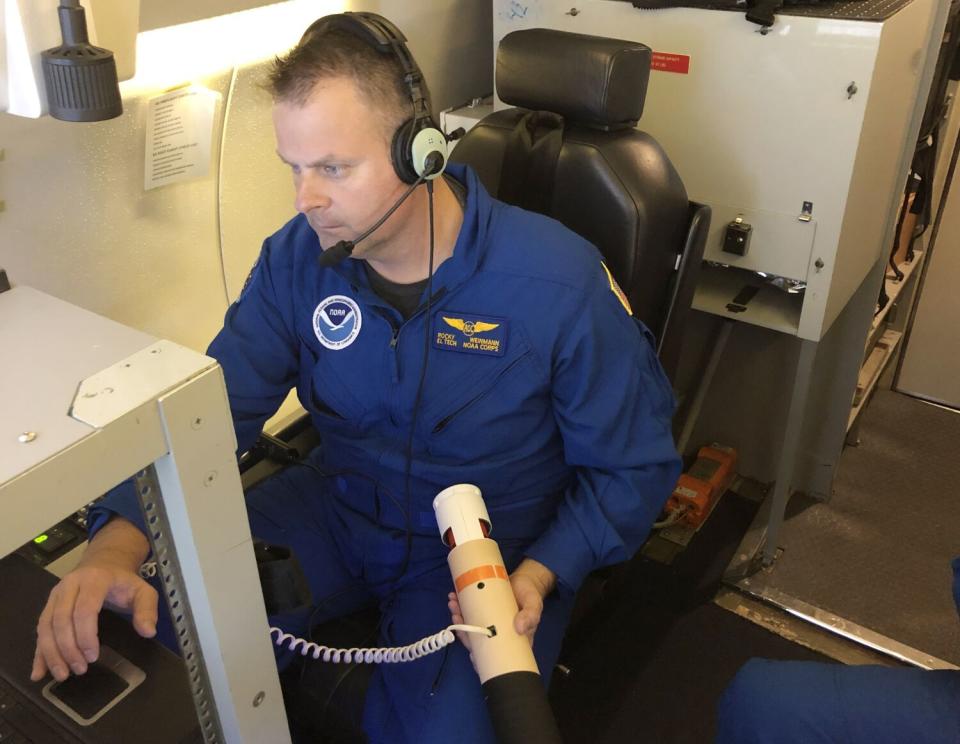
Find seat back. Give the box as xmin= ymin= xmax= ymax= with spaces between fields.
xmin=450 ymin=28 xmax=707 ymax=380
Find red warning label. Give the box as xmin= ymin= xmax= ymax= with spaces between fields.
xmin=651 ymin=52 xmax=690 ymax=74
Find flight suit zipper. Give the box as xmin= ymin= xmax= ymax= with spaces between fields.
xmin=431 ymin=353 xmax=528 ymax=433
xmin=376 ymin=289 xmax=446 ymax=420
xmin=375 ymin=310 xmax=402 ymax=384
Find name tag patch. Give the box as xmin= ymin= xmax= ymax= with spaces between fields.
xmin=434 ymin=313 xmax=507 ymax=357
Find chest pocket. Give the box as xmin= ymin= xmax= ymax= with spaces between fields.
xmin=298 ymin=342 xmax=365 ymax=434
xmin=425 ymin=335 xmax=546 ymax=458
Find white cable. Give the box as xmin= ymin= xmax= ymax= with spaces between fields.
xmin=269 ymin=623 xmax=492 ymax=664
xmin=653 ymin=505 xmax=689 ymax=530
xmin=143 ymin=557 xmax=490 ymax=665
xmin=139 ymin=560 xmax=157 ymax=579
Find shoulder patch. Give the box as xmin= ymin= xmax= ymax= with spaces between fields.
xmin=601 ymin=262 xmax=633 ymax=316
xmin=235 ymin=255 xmax=261 ymax=304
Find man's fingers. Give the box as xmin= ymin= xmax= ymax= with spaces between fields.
xmin=73 ymin=586 xmax=107 ymax=663
xmin=448 ymin=592 xmax=472 ymax=651
xmin=35 ymin=599 xmax=69 ymax=682
xmin=50 ymin=581 xmax=89 ymax=676
xmin=130 ymin=582 xmax=158 ymax=638
xmin=515 ymin=609 xmax=538 ymax=637
xmin=30 ymin=645 xmax=48 ymax=682
xmin=514 ymin=589 xmax=544 ymax=637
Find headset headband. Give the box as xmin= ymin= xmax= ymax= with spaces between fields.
xmin=300 ymin=12 xmax=431 ymax=124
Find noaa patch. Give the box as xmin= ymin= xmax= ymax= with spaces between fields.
xmin=313 ymin=295 xmax=362 ymax=350
xmin=434 ymin=313 xmax=507 ymax=357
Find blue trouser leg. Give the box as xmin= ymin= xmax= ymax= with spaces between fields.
xmin=149 ymin=461 xmax=375 ymax=665
xmin=243 ymin=463 xmax=379 ymax=668
xmin=716 ymin=658 xmax=960 ymax=744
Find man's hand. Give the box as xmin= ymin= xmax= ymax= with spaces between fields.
xmin=447 ymin=558 xmax=557 ymax=661
xmin=32 ymin=564 xmax=158 ymax=682
xmin=32 ymin=517 xmax=153 ymax=683
xmin=508 ymin=558 xmax=556 ymax=643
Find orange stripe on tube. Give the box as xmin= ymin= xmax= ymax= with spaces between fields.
xmin=455 ymin=564 xmax=509 ymax=592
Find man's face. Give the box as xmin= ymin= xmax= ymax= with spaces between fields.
xmin=273 ymin=77 xmax=407 ymax=254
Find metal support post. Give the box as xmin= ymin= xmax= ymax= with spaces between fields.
xmin=143 ymin=365 xmax=291 ymax=743
xmin=676 ymin=319 xmax=734 ymax=456
xmin=762 ymin=338 xmax=818 ymax=565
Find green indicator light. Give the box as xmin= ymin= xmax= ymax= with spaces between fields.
xmin=34 ymin=534 xmax=49 ymax=544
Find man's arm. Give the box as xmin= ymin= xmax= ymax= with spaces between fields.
xmin=522 ymin=261 xmax=681 ymax=596
xmin=452 ymin=262 xmax=679 ymax=644
xmin=35 ymin=235 xmax=301 ymax=681
xmin=32 ymin=517 xmax=157 ymax=682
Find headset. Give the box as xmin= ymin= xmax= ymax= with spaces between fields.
xmin=299 ymin=11 xmax=448 ymax=185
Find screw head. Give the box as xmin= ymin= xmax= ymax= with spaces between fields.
xmin=253 ymin=691 xmax=265 ymax=707
xmin=18 ymin=432 xmax=37 ymax=443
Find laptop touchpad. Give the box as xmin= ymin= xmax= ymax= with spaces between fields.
xmin=42 ymin=646 xmax=146 ymax=726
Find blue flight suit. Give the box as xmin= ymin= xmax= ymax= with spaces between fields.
xmin=89 ymin=163 xmax=680 ymax=742
xmin=716 ymin=557 xmax=960 ymax=744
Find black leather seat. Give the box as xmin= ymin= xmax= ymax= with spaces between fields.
xmin=451 ymin=28 xmax=709 ymax=380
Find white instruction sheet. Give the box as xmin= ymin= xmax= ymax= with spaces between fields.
xmin=144 ymin=87 xmax=220 ymax=190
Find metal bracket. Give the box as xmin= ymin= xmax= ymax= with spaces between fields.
xmin=135 ymin=465 xmax=224 ymax=743
xmin=256 ymin=432 xmax=301 ymax=464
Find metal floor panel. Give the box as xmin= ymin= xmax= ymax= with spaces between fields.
xmin=731 ymin=388 xmax=960 ymax=666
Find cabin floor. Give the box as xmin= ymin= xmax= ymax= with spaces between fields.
xmin=550 ymin=384 xmax=957 ymax=742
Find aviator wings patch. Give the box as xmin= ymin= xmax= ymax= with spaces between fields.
xmin=442 ymin=317 xmax=500 ymax=336
xmin=435 ymin=313 xmax=507 ymax=357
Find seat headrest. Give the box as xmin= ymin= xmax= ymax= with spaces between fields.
xmin=496 ymin=28 xmax=651 ymax=132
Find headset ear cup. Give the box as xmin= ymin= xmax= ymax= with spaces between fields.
xmin=410 ymin=124 xmax=448 ymax=180
xmin=391 ymin=119 xmax=418 ymax=184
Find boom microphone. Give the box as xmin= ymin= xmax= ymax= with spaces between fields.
xmin=317 ymin=152 xmax=445 ymax=268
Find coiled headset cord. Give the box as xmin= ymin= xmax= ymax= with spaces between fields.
xmin=269 ymin=622 xmax=491 ymax=664
xmin=141 ymin=554 xmax=492 ymax=665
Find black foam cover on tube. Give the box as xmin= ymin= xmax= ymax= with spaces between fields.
xmin=482 ymin=671 xmax=562 ymax=743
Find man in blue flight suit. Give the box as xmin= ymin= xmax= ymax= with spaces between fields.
xmin=716 ymin=556 xmax=960 ymax=743
xmin=31 ymin=13 xmax=680 ymax=742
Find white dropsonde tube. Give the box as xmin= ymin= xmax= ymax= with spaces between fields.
xmin=434 ymin=484 xmax=562 ymax=744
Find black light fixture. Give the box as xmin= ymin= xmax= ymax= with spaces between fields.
xmin=41 ymin=0 xmax=123 ymax=122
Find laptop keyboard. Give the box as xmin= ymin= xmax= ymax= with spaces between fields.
xmin=0 ymin=676 xmax=78 ymax=743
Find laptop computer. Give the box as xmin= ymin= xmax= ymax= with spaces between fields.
xmin=0 ymin=554 xmax=201 ymax=743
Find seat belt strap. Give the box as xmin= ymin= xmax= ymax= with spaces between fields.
xmin=498 ymin=110 xmax=565 ymax=216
